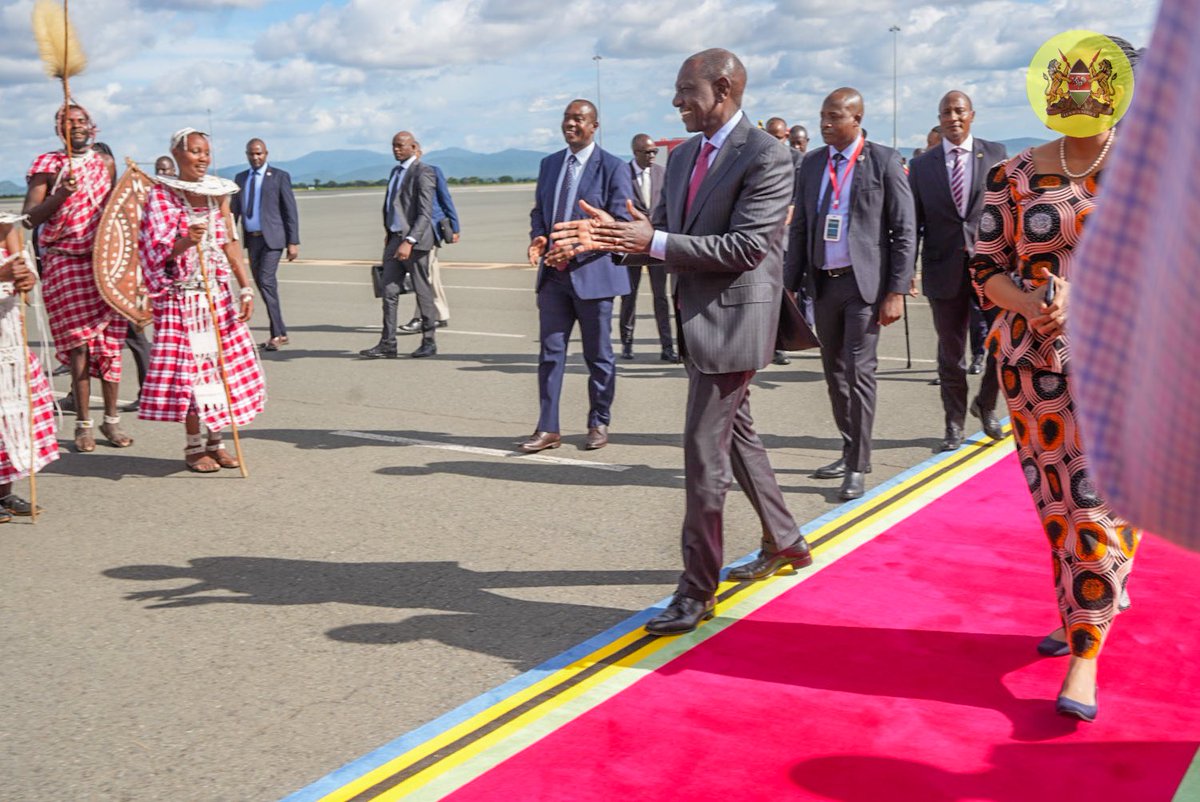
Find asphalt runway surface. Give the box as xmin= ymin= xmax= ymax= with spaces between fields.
xmin=0 ymin=185 xmax=993 ymax=801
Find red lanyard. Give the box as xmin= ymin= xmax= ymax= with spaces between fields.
xmin=826 ymin=137 xmax=866 ymax=211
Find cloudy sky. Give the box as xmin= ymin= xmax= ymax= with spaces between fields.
xmin=0 ymin=0 xmax=1158 ymax=183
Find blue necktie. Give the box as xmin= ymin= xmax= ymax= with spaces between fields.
xmin=553 ymin=154 xmax=579 ymax=225
xmin=245 ymin=169 xmax=258 ymax=218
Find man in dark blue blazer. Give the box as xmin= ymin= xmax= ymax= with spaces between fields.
xmin=232 ymin=139 xmax=300 ymax=351
xmin=909 ymin=91 xmax=1007 ymax=450
xmin=400 ymin=148 xmax=459 ymax=333
xmin=520 ymin=99 xmax=633 ymax=453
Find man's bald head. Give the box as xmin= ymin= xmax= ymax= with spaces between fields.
xmin=673 ymin=48 xmax=748 ymax=136
xmin=819 ymin=87 xmax=864 ymax=150
xmin=631 ymin=133 xmax=658 ymax=169
xmin=245 ymin=138 xmax=268 ymax=170
xmin=392 ymin=131 xmax=418 ymax=162
xmin=765 ymin=117 xmax=788 ymax=141
xmin=788 ymin=124 xmax=809 ymax=152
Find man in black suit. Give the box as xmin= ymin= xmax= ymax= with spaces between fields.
xmin=360 ymin=130 xmax=438 ymax=359
xmin=232 ymin=139 xmax=300 ymax=351
xmin=618 ymin=133 xmax=675 ymax=362
xmin=908 ymin=91 xmax=1007 ymax=450
xmin=787 ymin=87 xmax=917 ymax=500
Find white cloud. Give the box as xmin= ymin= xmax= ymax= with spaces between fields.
xmin=0 ymin=0 xmax=1161 ymax=184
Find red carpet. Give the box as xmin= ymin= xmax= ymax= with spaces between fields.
xmin=445 ymin=454 xmax=1200 ymax=801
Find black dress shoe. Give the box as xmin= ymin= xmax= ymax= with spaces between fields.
xmin=645 ymin=594 xmax=715 ymax=636
xmin=968 ymin=354 xmax=984 ymax=375
xmin=410 ymin=338 xmax=437 ymax=358
xmin=727 ymin=538 xmax=813 ymax=582
xmin=661 ymin=347 xmax=679 ymax=363
xmin=621 ymin=342 xmax=634 ymax=360
xmin=838 ymin=471 xmax=866 ymax=500
xmin=813 ymin=458 xmax=872 ymax=480
xmin=773 ymin=350 xmax=791 ymax=365
xmin=398 ymin=318 xmax=422 ymax=334
xmin=929 ymin=377 xmax=941 ymax=386
xmin=938 ymin=425 xmax=964 ymax=452
xmin=359 ymin=343 xmax=398 ymax=359
xmin=434 ymin=319 xmax=448 ymax=329
xmin=970 ymin=398 xmax=1003 ymax=440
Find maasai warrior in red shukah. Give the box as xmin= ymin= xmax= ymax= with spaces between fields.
xmin=137 ymin=128 xmax=265 ymax=474
xmin=0 ymin=216 xmax=59 ymax=519
xmin=23 ymin=103 xmax=133 ymax=453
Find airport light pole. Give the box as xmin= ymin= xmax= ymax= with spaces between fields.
xmin=592 ymin=53 xmax=603 ymax=148
xmin=889 ymin=25 xmax=900 ymax=150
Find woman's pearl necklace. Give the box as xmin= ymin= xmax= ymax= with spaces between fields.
xmin=1059 ymin=131 xmax=1115 ymax=180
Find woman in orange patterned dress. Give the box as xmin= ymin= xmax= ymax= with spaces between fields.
xmin=970 ymin=100 xmax=1138 ymax=720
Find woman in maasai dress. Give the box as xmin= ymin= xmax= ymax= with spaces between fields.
xmin=137 ymin=129 xmax=265 ymax=473
xmin=969 ymin=38 xmax=1141 ymax=723
xmin=0 ymin=217 xmax=59 ymax=518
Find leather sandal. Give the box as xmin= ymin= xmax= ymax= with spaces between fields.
xmin=100 ymin=415 xmax=134 ymax=448
xmin=74 ymin=419 xmax=96 ymax=453
xmin=206 ymin=440 xmax=240 ymax=469
xmin=0 ymin=493 xmax=40 ymax=517
xmin=185 ymin=445 xmax=220 ymax=473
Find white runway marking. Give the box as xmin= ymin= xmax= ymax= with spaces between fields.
xmin=331 ymin=430 xmax=632 ymax=472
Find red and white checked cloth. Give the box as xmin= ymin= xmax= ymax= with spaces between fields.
xmin=0 ymin=350 xmax=59 ymax=484
xmin=1072 ymin=0 xmax=1200 ymax=550
xmin=137 ymin=185 xmax=265 ymax=431
xmin=28 ymin=150 xmax=126 ymax=381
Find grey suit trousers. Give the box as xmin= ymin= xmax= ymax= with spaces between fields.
xmin=380 ymin=232 xmax=436 ymax=344
xmin=814 ymin=272 xmax=880 ymax=472
xmin=678 ymin=363 xmax=800 ymax=600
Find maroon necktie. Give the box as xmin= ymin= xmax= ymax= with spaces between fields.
xmin=685 ymin=142 xmax=716 ymax=215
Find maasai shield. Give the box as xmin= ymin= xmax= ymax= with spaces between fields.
xmin=1068 ymin=58 xmax=1092 ymax=107
xmin=93 ymin=160 xmax=152 ymax=329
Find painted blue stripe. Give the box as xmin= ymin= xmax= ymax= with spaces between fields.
xmin=281 ymin=428 xmax=1010 ymax=801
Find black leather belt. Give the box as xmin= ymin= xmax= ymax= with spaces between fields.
xmin=245 ymin=231 xmax=264 ymax=237
xmin=823 ymin=266 xmax=853 ymax=278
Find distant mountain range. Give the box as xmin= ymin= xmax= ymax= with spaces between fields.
xmin=213 ymin=147 xmax=556 ymax=185
xmin=0 ymin=138 xmax=1049 ymax=195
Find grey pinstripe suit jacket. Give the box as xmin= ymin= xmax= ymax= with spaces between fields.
xmin=652 ymin=115 xmax=793 ymax=374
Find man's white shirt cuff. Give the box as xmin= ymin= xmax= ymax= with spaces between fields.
xmin=650 ymin=230 xmax=669 ymax=260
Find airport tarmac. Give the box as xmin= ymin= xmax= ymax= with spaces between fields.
xmin=0 ymin=185 xmax=979 ymax=801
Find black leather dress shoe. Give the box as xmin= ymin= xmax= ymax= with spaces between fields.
xmin=621 ymin=342 xmax=634 ymax=360
xmin=661 ymin=347 xmax=679 ymax=363
xmin=398 ymin=318 xmax=422 ymax=334
xmin=970 ymin=398 xmax=1003 ymax=440
xmin=773 ymin=350 xmax=791 ymax=365
xmin=938 ymin=425 xmax=964 ymax=452
xmin=839 ymin=471 xmax=866 ymax=500
xmin=929 ymin=377 xmax=941 ymax=386
xmin=359 ymin=343 xmax=398 ymax=359
xmin=645 ymin=595 xmax=715 ymax=636
xmin=813 ymin=458 xmax=872 ymax=480
xmin=727 ymin=538 xmax=813 ymax=582
xmin=968 ymin=354 xmax=984 ymax=375
xmin=434 ymin=319 xmax=448 ymax=329
xmin=410 ymin=338 xmax=437 ymax=358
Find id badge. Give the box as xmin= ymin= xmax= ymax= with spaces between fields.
xmin=823 ymin=214 xmax=844 ymax=243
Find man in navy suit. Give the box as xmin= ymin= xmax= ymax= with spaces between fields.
xmin=399 ymin=145 xmax=459 ymax=334
xmin=232 ymin=139 xmax=300 ymax=351
xmin=908 ymin=91 xmax=1007 ymax=450
xmin=520 ymin=99 xmax=633 ymax=453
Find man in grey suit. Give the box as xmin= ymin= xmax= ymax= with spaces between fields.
xmin=553 ymin=49 xmax=812 ymax=636
xmin=786 ymin=88 xmax=917 ymax=500
xmin=360 ymin=130 xmax=439 ymax=359
xmin=909 ymin=91 xmax=1007 ymax=451
xmin=618 ymin=133 xmax=675 ymax=362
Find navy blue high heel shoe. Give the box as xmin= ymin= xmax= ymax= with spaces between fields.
xmin=1037 ymin=633 xmax=1071 ymax=657
xmin=1056 ymin=688 xmax=1099 ymax=722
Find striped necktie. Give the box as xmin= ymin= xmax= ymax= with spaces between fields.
xmin=950 ymin=147 xmax=966 ymax=217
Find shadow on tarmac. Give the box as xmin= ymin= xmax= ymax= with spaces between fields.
xmin=103 ymin=558 xmax=678 ymax=669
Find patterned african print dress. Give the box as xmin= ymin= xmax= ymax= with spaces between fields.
xmin=970 ymin=148 xmax=1140 ymax=659
xmin=137 ymin=185 xmax=265 ymax=431
xmin=0 ymin=248 xmax=58 ymax=483
xmin=26 ymin=150 xmax=126 ymax=381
